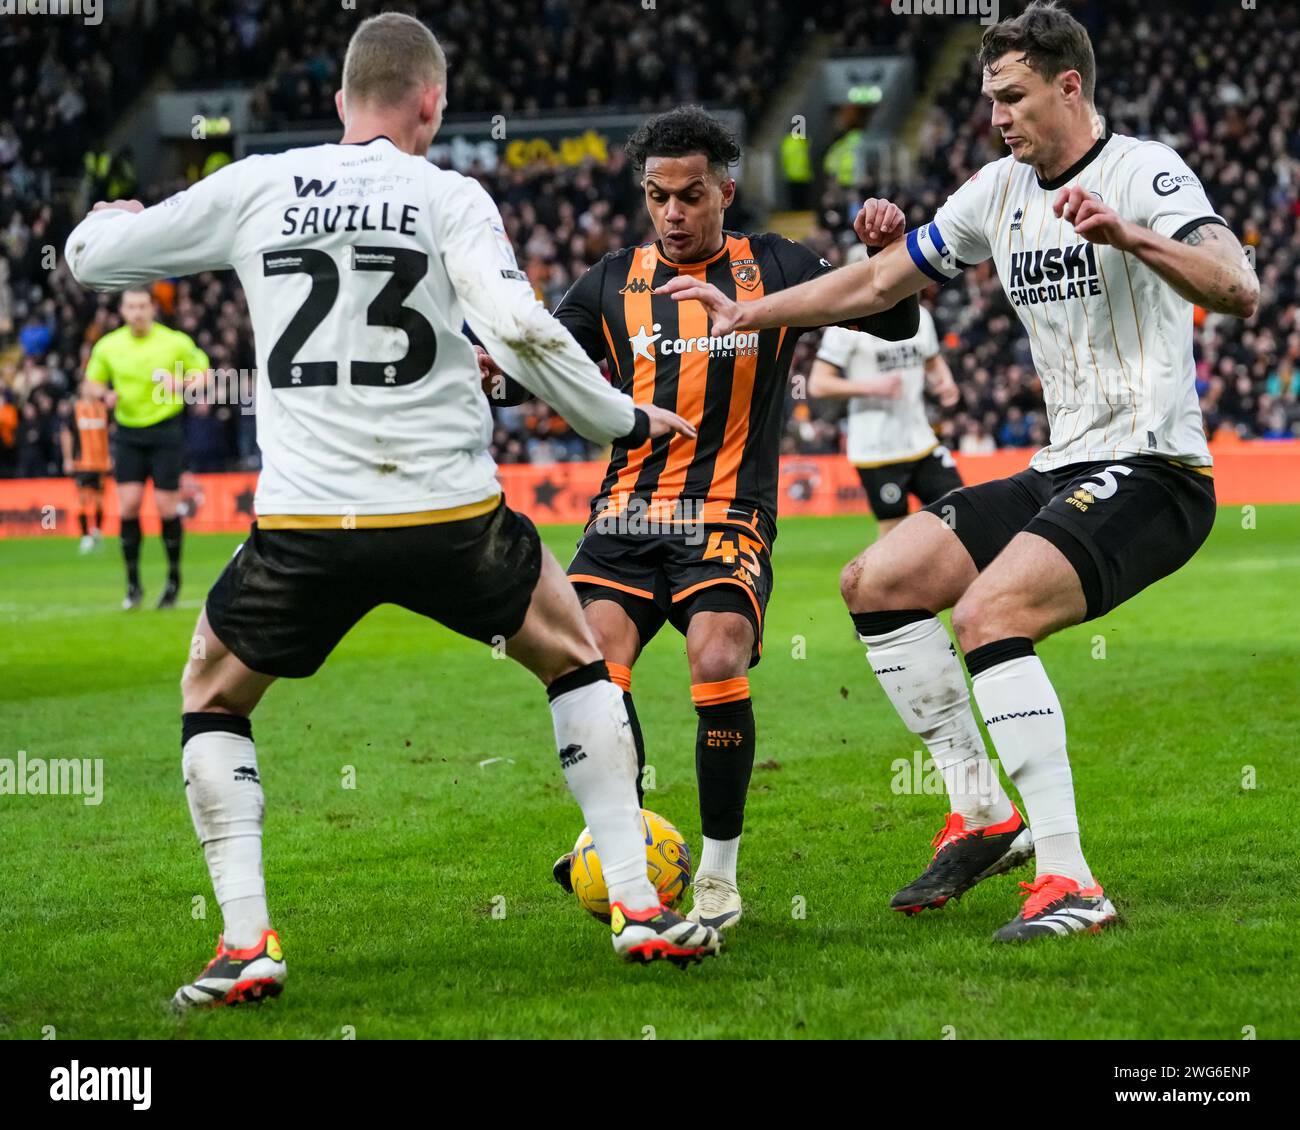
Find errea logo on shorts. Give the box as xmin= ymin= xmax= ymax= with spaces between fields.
xmin=628 ymin=323 xmax=759 ymax=361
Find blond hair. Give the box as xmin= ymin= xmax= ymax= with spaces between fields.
xmin=342 ymin=12 xmax=446 ymax=108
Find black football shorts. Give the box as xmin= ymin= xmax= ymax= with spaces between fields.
xmin=922 ymin=454 xmax=1216 ymax=621
xmin=567 ymin=519 xmax=775 ymax=667
xmin=206 ymin=499 xmax=542 ymax=678
xmin=112 ymin=415 xmax=184 ymax=490
xmin=857 ymin=445 xmax=963 ymax=521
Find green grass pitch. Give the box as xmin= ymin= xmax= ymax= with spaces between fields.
xmin=1 ymin=508 xmax=1296 ymax=1039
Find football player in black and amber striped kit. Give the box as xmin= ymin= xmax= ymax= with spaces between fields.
xmin=60 ymin=381 xmax=113 ymax=554
xmin=537 ymin=108 xmax=918 ymax=927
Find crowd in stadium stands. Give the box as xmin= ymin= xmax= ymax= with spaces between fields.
xmin=166 ymin=0 xmax=821 ymax=128
xmin=1 ymin=1 xmax=1296 ymax=480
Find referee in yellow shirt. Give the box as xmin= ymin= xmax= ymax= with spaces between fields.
xmin=85 ymin=287 xmax=210 ymax=609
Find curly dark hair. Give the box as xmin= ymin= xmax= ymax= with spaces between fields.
xmin=624 ymin=106 xmax=741 ymax=178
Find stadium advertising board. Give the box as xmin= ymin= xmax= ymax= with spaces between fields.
xmin=4 ymin=445 xmax=1297 ymax=538
xmin=240 ymin=110 xmax=746 ymax=173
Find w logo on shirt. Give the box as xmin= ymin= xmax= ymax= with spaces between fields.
xmin=293 ymin=176 xmax=336 ymax=197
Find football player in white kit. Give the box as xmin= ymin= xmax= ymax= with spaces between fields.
xmin=810 ymin=276 xmax=963 ymax=540
xmin=661 ymin=0 xmax=1258 ymax=941
xmin=65 ymin=13 xmax=723 ymax=1006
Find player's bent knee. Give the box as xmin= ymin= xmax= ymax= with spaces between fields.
xmin=838 ymin=552 xmax=868 ymax=607
xmin=690 ymin=644 xmax=747 ymax=684
xmin=951 ymin=588 xmax=1021 ymax=653
xmin=949 ymin=595 xmax=982 ymax=653
xmin=687 ymin=619 xmax=753 ymax=683
xmin=839 ymin=542 xmax=914 ymax=612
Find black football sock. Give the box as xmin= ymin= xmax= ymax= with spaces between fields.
xmin=77 ymin=512 xmax=88 ymax=537
xmin=693 ymin=679 xmax=756 ymax=879
xmin=119 ymin=517 xmax=142 ymax=589
xmin=161 ymin=516 xmax=183 ymax=586
xmin=624 ymin=691 xmax=647 ymax=807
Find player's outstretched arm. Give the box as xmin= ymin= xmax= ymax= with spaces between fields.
xmin=657 ymin=238 xmax=929 ymax=336
xmin=476 ymin=346 xmax=692 ymax=442
xmin=442 ymin=178 xmax=694 ymax=445
xmin=1054 ymin=185 xmax=1259 ymax=319
xmin=65 ymin=166 xmax=240 ymax=291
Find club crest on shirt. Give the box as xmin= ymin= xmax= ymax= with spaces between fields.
xmin=731 ymin=259 xmax=761 ymax=291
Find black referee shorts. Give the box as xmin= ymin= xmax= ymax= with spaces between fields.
xmin=922 ymin=455 xmax=1216 ymax=621
xmin=205 ymin=499 xmax=542 ymax=678
xmin=113 ymin=415 xmax=184 ymax=490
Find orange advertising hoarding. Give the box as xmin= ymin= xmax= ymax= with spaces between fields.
xmin=2 ymin=443 xmax=1297 ymax=539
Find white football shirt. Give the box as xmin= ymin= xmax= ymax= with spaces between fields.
xmin=816 ymin=306 xmax=941 ymax=465
xmin=907 ymin=131 xmax=1225 ymax=470
xmin=65 ymin=137 xmax=637 ymax=516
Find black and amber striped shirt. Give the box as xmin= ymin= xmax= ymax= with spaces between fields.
xmin=70 ymin=397 xmax=112 ymax=473
xmin=555 ymin=232 xmax=917 ymax=538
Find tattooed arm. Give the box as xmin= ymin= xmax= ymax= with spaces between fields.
xmin=1054 ymin=185 xmax=1259 ymax=319
xmin=1130 ymin=220 xmax=1259 ymax=318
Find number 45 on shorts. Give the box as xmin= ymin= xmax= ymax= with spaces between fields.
xmin=702 ymin=531 xmax=763 ymax=577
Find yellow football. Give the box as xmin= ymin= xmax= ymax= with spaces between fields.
xmin=569 ymin=809 xmax=691 ymax=921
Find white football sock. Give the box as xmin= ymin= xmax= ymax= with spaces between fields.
xmin=550 ymin=676 xmax=658 ymax=912
xmin=860 ymin=616 xmax=1013 ymax=826
xmin=182 ymin=730 xmax=270 ymax=949
xmin=969 ymin=653 xmax=1092 ymax=885
xmin=699 ymin=835 xmax=739 ymax=884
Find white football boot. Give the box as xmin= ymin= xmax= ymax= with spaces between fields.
xmin=609 ymin=901 xmax=722 ymax=966
xmin=686 ymin=872 xmax=743 ymax=930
